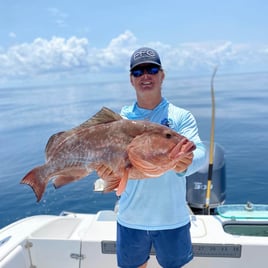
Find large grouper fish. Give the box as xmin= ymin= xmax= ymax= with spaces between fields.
xmin=21 ymin=107 xmax=196 ymax=202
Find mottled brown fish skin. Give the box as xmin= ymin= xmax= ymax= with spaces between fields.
xmin=21 ymin=107 xmax=195 ymax=202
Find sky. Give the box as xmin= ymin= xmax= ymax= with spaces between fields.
xmin=0 ymin=0 xmax=268 ymax=87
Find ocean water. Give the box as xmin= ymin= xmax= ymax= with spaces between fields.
xmin=0 ymin=72 xmax=267 ymax=228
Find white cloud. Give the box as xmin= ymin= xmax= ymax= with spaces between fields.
xmin=0 ymin=36 xmax=89 ymax=77
xmin=0 ymin=31 xmax=267 ymax=86
xmin=159 ymin=41 xmax=268 ymax=74
xmin=90 ymin=30 xmax=137 ymax=70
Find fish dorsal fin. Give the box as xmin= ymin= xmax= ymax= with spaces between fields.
xmin=45 ymin=107 xmax=122 ymax=160
xmin=78 ymin=107 xmax=122 ymax=128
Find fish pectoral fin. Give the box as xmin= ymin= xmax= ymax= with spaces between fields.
xmin=128 ymin=154 xmax=164 ymax=177
xmin=115 ymin=168 xmax=129 ymax=196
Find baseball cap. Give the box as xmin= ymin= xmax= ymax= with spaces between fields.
xmin=130 ymin=47 xmax=162 ymax=70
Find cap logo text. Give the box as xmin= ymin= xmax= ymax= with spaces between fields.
xmin=134 ymin=49 xmax=155 ymax=60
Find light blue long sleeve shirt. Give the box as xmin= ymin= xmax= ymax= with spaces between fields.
xmin=117 ymin=98 xmax=207 ymax=230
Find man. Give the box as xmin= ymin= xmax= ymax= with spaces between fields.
xmin=116 ymin=47 xmax=206 ymax=268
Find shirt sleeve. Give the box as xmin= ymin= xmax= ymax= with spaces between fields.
xmin=173 ymin=108 xmax=207 ymax=177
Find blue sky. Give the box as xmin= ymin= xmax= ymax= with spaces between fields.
xmin=0 ymin=0 xmax=268 ymax=86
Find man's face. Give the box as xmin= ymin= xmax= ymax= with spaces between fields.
xmin=130 ymin=64 xmax=165 ymax=95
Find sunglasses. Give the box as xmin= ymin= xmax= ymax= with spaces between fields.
xmin=131 ymin=66 xmax=161 ymax=77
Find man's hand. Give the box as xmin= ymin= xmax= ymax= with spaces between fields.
xmin=172 ymin=153 xmax=193 ymax=173
xmin=169 ymin=138 xmax=195 ymax=173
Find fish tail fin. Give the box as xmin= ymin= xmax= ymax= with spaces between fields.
xmin=20 ymin=166 xmax=47 ymax=202
xmin=115 ymin=169 xmax=129 ymax=196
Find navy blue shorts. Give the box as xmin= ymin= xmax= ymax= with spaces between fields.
xmin=116 ymin=222 xmax=193 ymax=268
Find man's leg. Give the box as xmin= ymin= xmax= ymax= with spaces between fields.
xmin=117 ymin=223 xmax=151 ymax=268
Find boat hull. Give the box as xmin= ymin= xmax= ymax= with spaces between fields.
xmin=0 ymin=210 xmax=268 ymax=268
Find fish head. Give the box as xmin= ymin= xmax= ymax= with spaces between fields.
xmin=127 ymin=125 xmax=196 ymax=177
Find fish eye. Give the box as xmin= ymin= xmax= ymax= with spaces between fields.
xmin=165 ymin=133 xmax=172 ymax=139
